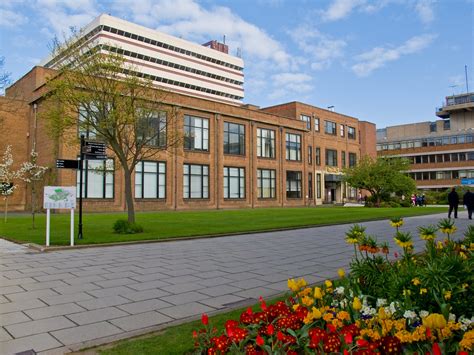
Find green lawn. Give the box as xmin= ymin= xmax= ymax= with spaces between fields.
xmin=1 ymin=207 xmax=445 ymax=246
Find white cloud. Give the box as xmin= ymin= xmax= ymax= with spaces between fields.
xmin=0 ymin=9 xmax=28 ymax=27
xmin=268 ymin=72 xmax=313 ymax=99
xmin=34 ymin=0 xmax=99 ymax=36
xmin=322 ymin=0 xmax=366 ymax=21
xmin=288 ymin=26 xmax=346 ymax=70
xmin=351 ymin=34 xmax=437 ymax=76
xmin=414 ymin=0 xmax=435 ymax=24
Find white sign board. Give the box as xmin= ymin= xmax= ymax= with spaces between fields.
xmin=43 ymin=186 xmax=76 ymax=209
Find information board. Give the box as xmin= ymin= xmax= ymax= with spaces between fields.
xmin=43 ymin=186 xmax=76 ymax=209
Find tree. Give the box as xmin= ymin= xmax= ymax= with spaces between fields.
xmin=343 ymin=156 xmax=416 ymax=207
xmin=17 ymin=150 xmax=48 ymax=228
xmin=43 ymin=29 xmax=181 ymax=223
xmin=0 ymin=145 xmax=19 ymax=222
xmin=0 ymin=56 xmax=11 ymax=92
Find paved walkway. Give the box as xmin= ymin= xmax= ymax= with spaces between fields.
xmin=0 ymin=212 xmax=471 ymax=354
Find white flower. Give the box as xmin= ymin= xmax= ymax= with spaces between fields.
xmin=376 ymin=298 xmax=387 ymax=307
xmin=419 ymin=310 xmax=429 ymax=318
xmin=449 ymin=313 xmax=456 ymax=322
xmin=335 ymin=286 xmax=345 ymax=295
xmin=389 ymin=302 xmax=397 ymax=314
xmin=340 ymin=299 xmax=348 ymax=309
xmin=403 ymin=310 xmax=417 ymax=319
xmin=361 ymin=305 xmax=376 ymax=317
xmin=459 ymin=316 xmax=473 ymax=331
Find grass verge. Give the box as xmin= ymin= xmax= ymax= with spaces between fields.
xmin=1 ymin=207 xmax=446 ymax=246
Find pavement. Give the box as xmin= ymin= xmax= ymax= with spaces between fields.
xmin=0 ymin=211 xmax=472 ymax=354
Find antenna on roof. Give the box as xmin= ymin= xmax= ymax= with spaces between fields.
xmin=223 ymin=35 xmax=226 ymax=44
xmin=465 ymin=65 xmax=469 ymax=93
xmin=236 ymin=47 xmax=242 ymax=58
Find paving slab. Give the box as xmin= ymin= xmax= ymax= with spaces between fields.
xmin=0 ymin=212 xmax=471 ymax=354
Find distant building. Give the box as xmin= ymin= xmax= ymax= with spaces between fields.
xmin=377 ymin=93 xmax=474 ymax=191
xmin=40 ymin=14 xmax=244 ymax=105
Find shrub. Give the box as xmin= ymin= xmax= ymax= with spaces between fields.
xmin=113 ymin=219 xmax=144 ymax=234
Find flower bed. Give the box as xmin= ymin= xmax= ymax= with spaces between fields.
xmin=192 ymin=220 xmax=474 ymax=354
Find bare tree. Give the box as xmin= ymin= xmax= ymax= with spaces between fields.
xmin=42 ymin=29 xmax=181 ymax=223
xmin=0 ymin=56 xmax=11 ymax=92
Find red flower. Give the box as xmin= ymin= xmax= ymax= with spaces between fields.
xmin=432 ymin=343 xmax=441 ymax=355
xmin=344 ymin=332 xmax=353 ymax=344
xmin=323 ymin=333 xmax=342 ymax=353
xmin=259 ymin=296 xmax=267 ymax=311
xmin=266 ymin=324 xmax=274 ymax=336
xmin=344 ymin=350 xmax=349 ymax=355
xmin=246 ymin=307 xmax=253 ymax=315
xmin=356 ymin=339 xmax=369 ymax=348
xmin=225 ymin=320 xmax=239 ymax=331
xmin=192 ymin=330 xmax=198 ymax=339
xmin=458 ymin=352 xmax=469 ymax=355
xmin=201 ymin=313 xmax=209 ymax=326
xmin=277 ymin=331 xmax=284 ymax=342
xmin=394 ymin=252 xmax=399 ymax=258
xmin=426 ymin=327 xmax=431 ymax=338
xmin=380 ymin=336 xmax=402 ymax=354
xmin=327 ymin=323 xmax=337 ymax=333
xmin=256 ymin=334 xmax=265 ymax=347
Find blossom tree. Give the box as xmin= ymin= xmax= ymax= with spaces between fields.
xmin=0 ymin=145 xmax=19 ymax=222
xmin=17 ymin=150 xmax=48 ymax=228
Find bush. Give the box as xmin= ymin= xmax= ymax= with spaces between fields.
xmin=113 ymin=219 xmax=144 ymax=234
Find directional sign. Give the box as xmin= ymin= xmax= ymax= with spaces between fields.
xmin=84 ymin=154 xmax=107 ymax=160
xmin=82 ymin=142 xmax=106 ymax=155
xmin=461 ymin=178 xmax=474 ymax=185
xmin=56 ymin=159 xmax=79 ymax=169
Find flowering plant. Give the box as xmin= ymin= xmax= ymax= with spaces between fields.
xmin=192 ymin=219 xmax=473 ymax=354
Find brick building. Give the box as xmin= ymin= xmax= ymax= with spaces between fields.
xmin=377 ymin=92 xmax=474 ymax=191
xmin=0 ymin=14 xmax=376 ymax=213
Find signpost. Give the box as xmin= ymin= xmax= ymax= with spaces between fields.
xmin=55 ymin=136 xmax=108 ymax=242
xmin=461 ymin=178 xmax=474 ymax=185
xmin=43 ymin=186 xmax=76 ymax=246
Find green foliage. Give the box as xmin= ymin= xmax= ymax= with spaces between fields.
xmin=343 ymin=156 xmax=416 ymax=207
xmin=113 ymin=219 xmax=144 ymax=234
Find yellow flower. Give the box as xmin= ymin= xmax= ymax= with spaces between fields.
xmin=436 ymin=241 xmax=444 ymax=249
xmin=396 ymin=240 xmax=413 ymax=248
xmin=338 ymin=268 xmax=345 ymax=278
xmin=459 ymin=329 xmax=474 ymax=351
xmin=302 ymin=295 xmax=315 ymax=307
xmin=411 ymin=278 xmax=421 ymax=286
xmin=423 ymin=313 xmax=447 ymax=329
xmin=311 ymin=307 xmax=322 ymax=319
xmin=323 ymin=312 xmax=334 ymax=322
xmin=352 ymin=297 xmax=362 ymax=311
xmin=378 ymin=307 xmax=389 ymax=320
xmin=287 ymin=278 xmax=307 ymax=292
xmin=337 ymin=311 xmax=350 ymax=321
xmin=469 ymin=243 xmax=474 ymax=251
xmin=444 ymin=290 xmax=452 ymax=300
xmin=459 ymin=251 xmax=467 ymax=259
xmin=420 ymin=288 xmax=427 ymax=295
xmin=402 ymin=289 xmax=411 ymax=296
xmin=292 ymin=304 xmax=300 ymax=311
xmin=346 ymin=237 xmax=358 ymax=244
xmin=314 ymin=287 xmax=323 ymax=300
xmin=325 ymin=280 xmax=333 ymax=288
xmin=462 ymin=283 xmax=469 ymax=289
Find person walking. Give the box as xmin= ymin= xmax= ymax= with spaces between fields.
xmin=463 ymin=188 xmax=474 ymax=220
xmin=448 ymin=187 xmax=459 ymax=219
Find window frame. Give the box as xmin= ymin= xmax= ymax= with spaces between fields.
xmin=223 ymin=166 xmax=246 ymax=199
xmin=300 ymin=114 xmax=311 ymax=130
xmin=256 ymin=128 xmax=275 ymax=159
xmin=257 ymin=169 xmax=276 ymax=199
xmin=325 ymin=149 xmax=338 ymax=167
xmin=183 ymin=163 xmax=209 ymax=199
xmin=324 ymin=121 xmax=337 ymax=135
xmin=134 ymin=161 xmax=166 ymax=199
xmin=348 ymin=126 xmax=356 ymax=140
xmin=286 ymin=171 xmax=302 ymax=199
xmin=285 ymin=133 xmax=302 ymax=161
xmin=184 ymin=115 xmax=209 ymax=151
xmin=223 ymin=122 xmax=245 ymax=156
xmin=315 ymin=147 xmax=321 ymax=166
xmin=77 ymin=158 xmax=114 ymax=199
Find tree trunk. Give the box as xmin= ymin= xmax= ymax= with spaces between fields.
xmin=4 ymin=197 xmax=8 ymax=223
xmin=376 ymin=195 xmax=381 ymax=208
xmin=123 ymin=168 xmax=135 ymax=223
xmin=31 ymin=183 xmax=36 ymax=229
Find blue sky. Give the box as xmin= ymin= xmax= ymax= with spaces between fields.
xmin=0 ymin=0 xmax=472 ymax=128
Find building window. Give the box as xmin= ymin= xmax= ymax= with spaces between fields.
xmin=316 ymin=173 xmax=321 ymax=198
xmin=315 ymin=147 xmax=321 ymax=166
xmin=256 ymin=128 xmax=275 ymax=158
xmin=223 ymin=167 xmax=245 ymax=199
xmin=223 ymin=122 xmax=245 ymax=155
xmin=348 ymin=126 xmax=356 ymax=140
xmin=300 ymin=114 xmax=311 ymax=130
xmin=314 ymin=117 xmax=320 ymax=132
xmin=77 ymin=159 xmax=114 ymax=199
xmin=430 ymin=122 xmax=437 ymax=133
xmin=257 ymin=169 xmax=276 ymax=199
xmin=78 ymin=104 xmax=100 ymax=139
xmin=184 ymin=115 xmax=209 ymax=151
xmin=183 ymin=164 xmax=209 ymax=199
xmin=349 ymin=153 xmax=357 ymax=167
xmin=340 ymin=124 xmax=345 ymax=137
xmin=341 ymin=151 xmax=346 ymax=167
xmin=286 ymin=171 xmax=302 ymax=198
xmin=325 ymin=121 xmax=337 ymax=135
xmin=133 ymin=161 xmax=166 ymax=199
xmin=137 ymin=111 xmax=167 ymax=147
xmin=308 ymin=172 xmax=313 ymax=199
xmin=443 ymin=120 xmax=451 ymax=130
xmin=286 ymin=133 xmax=301 ymax=161
xmin=308 ymin=146 xmax=313 ymax=165
xmin=326 ymin=149 xmax=338 ymax=167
